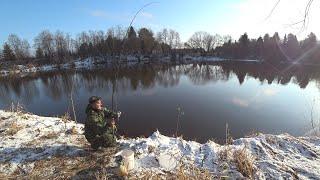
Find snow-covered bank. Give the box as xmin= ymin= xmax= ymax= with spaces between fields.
xmin=0 ymin=110 xmax=86 ymax=175
xmin=0 ymin=55 xmax=253 ymax=78
xmin=1 ymin=110 xmax=320 ymax=179
xmin=0 ymin=57 xmax=100 ymax=77
xmin=120 ymin=131 xmax=320 ymax=179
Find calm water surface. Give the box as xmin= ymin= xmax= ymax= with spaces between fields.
xmin=1 ymin=63 xmax=320 ymax=143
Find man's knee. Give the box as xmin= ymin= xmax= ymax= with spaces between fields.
xmin=101 ymin=134 xmax=117 ymax=147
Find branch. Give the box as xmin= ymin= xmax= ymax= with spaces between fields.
xmin=266 ymin=0 xmax=315 ymax=31
xmin=265 ymin=0 xmax=281 ymax=20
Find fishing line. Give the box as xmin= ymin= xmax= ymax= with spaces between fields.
xmin=112 ymin=1 xmax=159 ymax=113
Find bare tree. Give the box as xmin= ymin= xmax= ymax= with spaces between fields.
xmin=186 ymin=31 xmax=213 ymax=51
xmin=222 ymin=35 xmax=232 ymax=44
xmin=115 ymin=25 xmax=126 ymax=40
xmin=156 ymin=28 xmax=169 ymax=44
xmin=186 ymin=32 xmax=229 ymax=52
xmin=0 ymin=47 xmax=3 ymax=60
xmin=138 ymin=28 xmax=155 ymax=54
xmin=168 ymin=29 xmax=182 ymax=49
xmin=78 ymin=31 xmax=90 ymax=45
xmin=34 ymin=30 xmax=55 ymax=59
xmin=156 ymin=28 xmax=181 ymax=49
xmin=7 ymin=34 xmax=30 ymax=59
xmin=54 ymin=30 xmax=70 ymax=61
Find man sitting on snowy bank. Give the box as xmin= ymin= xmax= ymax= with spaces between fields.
xmin=84 ymin=96 xmax=120 ymax=150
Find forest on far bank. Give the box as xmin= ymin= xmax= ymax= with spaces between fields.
xmin=1 ymin=26 xmax=319 ymax=65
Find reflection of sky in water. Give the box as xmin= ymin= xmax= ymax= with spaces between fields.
xmin=0 ymin=64 xmax=319 ymax=143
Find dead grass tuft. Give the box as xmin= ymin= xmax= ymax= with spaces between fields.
xmin=245 ymin=130 xmax=261 ymax=138
xmin=233 ymin=147 xmax=255 ymax=179
xmin=60 ymin=112 xmax=72 ymax=122
xmin=26 ymin=63 xmax=35 ymax=69
xmin=66 ymin=126 xmax=78 ymax=135
xmin=94 ymin=168 xmax=108 ymax=180
xmin=7 ymin=102 xmax=26 ymax=114
xmin=130 ymin=163 xmax=213 ymax=180
xmin=218 ymin=146 xmax=233 ymax=163
xmin=70 ymin=126 xmax=78 ymax=134
xmin=39 ymin=132 xmax=59 ymax=139
xmin=6 ymin=122 xmax=23 ymax=136
xmin=176 ymin=164 xmax=212 ymax=180
xmin=20 ymin=146 xmax=120 ymax=179
xmin=60 ymin=112 xmax=72 ymax=130
xmin=148 ymin=145 xmax=156 ymax=153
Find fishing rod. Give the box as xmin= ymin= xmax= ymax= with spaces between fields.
xmin=111 ymin=1 xmax=159 ymax=113
xmin=109 ymin=2 xmax=160 ymax=135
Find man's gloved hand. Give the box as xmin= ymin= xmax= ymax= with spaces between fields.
xmin=117 ymin=111 xmax=122 ymax=118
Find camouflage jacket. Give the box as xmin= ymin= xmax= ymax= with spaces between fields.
xmin=84 ymin=104 xmax=118 ymax=135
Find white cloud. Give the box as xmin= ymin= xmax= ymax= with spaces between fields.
xmin=140 ymin=12 xmax=153 ymax=19
xmin=90 ymin=10 xmax=109 ymax=18
xmin=262 ymin=88 xmax=278 ymax=96
xmin=232 ymin=97 xmax=249 ymax=107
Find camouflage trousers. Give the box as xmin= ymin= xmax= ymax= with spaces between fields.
xmin=85 ymin=132 xmax=117 ymax=150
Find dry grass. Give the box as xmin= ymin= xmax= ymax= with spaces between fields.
xmin=10 ymin=102 xmax=26 ymax=113
xmin=26 ymin=63 xmax=35 ymax=69
xmin=233 ymin=147 xmax=255 ymax=179
xmin=218 ymin=147 xmax=231 ymax=163
xmin=128 ymin=163 xmax=213 ymax=180
xmin=70 ymin=126 xmax=78 ymax=135
xmin=60 ymin=112 xmax=72 ymax=122
xmin=148 ymin=145 xmax=156 ymax=153
xmin=65 ymin=126 xmax=79 ymax=135
xmin=175 ymin=164 xmax=212 ymax=180
xmin=6 ymin=122 xmax=23 ymax=136
xmin=60 ymin=112 xmax=72 ymax=130
xmin=39 ymin=131 xmax=59 ymax=139
xmin=9 ymin=146 xmax=121 ymax=179
xmin=245 ymin=130 xmax=261 ymax=138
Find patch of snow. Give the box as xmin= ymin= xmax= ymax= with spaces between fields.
xmin=1 ymin=110 xmax=320 ymax=179
xmin=120 ymin=131 xmax=320 ymax=179
xmin=0 ymin=110 xmax=86 ymax=174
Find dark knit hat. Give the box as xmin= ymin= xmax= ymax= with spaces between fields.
xmin=89 ymin=96 xmax=102 ymax=104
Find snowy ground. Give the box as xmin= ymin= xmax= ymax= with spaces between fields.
xmin=0 ymin=110 xmax=87 ymax=175
xmin=0 ymin=55 xmax=253 ymax=78
xmin=1 ymin=110 xmax=320 ymax=179
xmin=0 ymin=57 xmax=99 ymax=77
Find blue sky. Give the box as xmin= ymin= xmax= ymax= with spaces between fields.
xmin=1 ymin=0 xmax=319 ymax=47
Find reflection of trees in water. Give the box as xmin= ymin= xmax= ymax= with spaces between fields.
xmin=185 ymin=64 xmax=230 ymax=85
xmin=156 ymin=65 xmax=182 ymax=87
xmin=40 ymin=72 xmax=77 ymax=101
xmin=218 ymin=62 xmax=320 ymax=89
xmin=0 ymin=77 xmax=40 ymax=105
xmin=1 ymin=63 xmax=320 ymax=102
